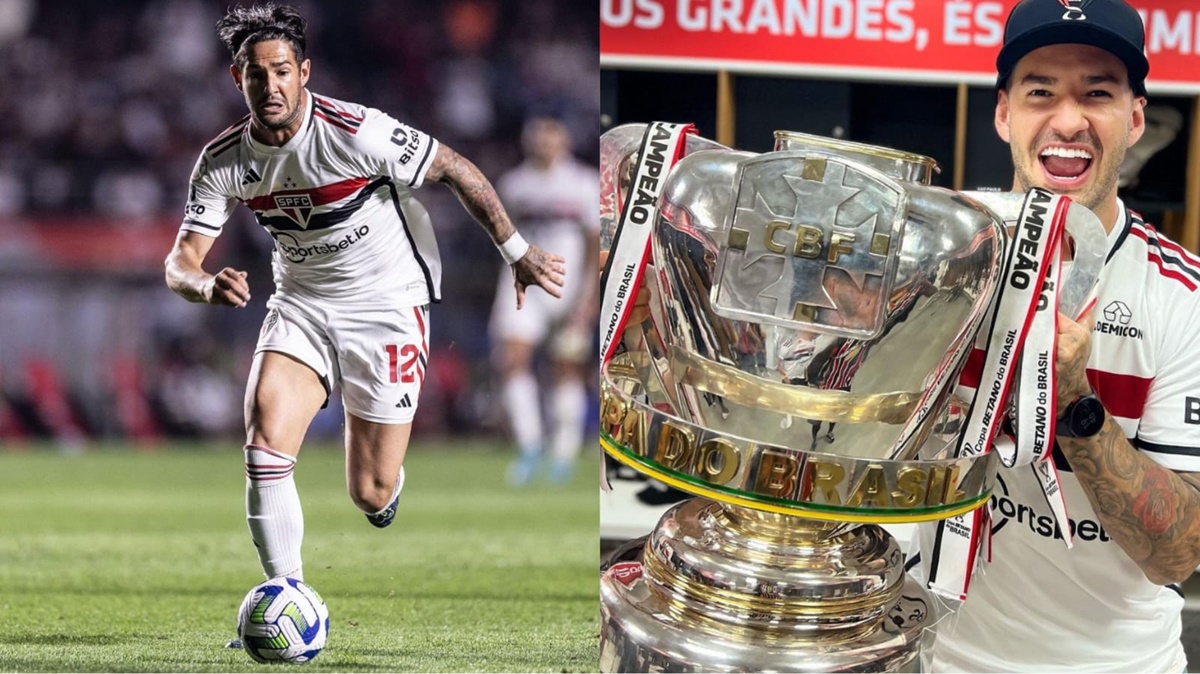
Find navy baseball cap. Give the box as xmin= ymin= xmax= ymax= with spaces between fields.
xmin=996 ymin=0 xmax=1149 ymax=96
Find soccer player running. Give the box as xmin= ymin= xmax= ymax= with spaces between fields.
xmin=163 ymin=1 xmax=565 ymax=624
xmin=908 ymin=1 xmax=1200 ymax=671
xmin=489 ymin=117 xmax=599 ymax=485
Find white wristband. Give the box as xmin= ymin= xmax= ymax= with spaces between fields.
xmin=497 ymin=233 xmax=530 ymax=265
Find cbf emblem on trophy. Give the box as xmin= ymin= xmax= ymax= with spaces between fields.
xmin=598 ymin=123 xmax=1105 ymax=672
xmin=715 ymin=154 xmax=901 ymax=338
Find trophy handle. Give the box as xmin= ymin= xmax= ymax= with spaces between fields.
xmin=599 ymin=123 xmax=731 ymax=252
xmin=962 ymin=191 xmax=1106 ymax=318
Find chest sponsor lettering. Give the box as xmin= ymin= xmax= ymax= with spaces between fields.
xmin=990 ymin=475 xmax=1110 ymax=543
xmin=272 ymin=225 xmax=371 ymax=263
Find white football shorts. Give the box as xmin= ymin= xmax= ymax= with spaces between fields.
xmin=256 ymin=292 xmax=430 ymax=424
xmin=489 ymin=226 xmax=591 ymax=361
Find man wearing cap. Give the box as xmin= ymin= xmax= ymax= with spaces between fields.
xmin=911 ymin=0 xmax=1200 ymax=671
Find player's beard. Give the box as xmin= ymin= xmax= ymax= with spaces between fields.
xmin=1012 ymin=128 xmax=1128 ymax=212
xmin=256 ymin=96 xmax=303 ymax=132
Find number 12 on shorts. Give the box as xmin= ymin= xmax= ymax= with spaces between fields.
xmin=385 ymin=344 xmax=421 ymax=384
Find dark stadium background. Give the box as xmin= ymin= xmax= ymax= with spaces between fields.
xmin=0 ymin=0 xmax=599 ymax=447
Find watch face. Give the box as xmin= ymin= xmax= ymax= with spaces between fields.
xmin=1072 ymin=396 xmax=1105 ymax=437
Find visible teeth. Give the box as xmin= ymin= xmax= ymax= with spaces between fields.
xmin=1040 ymin=147 xmax=1093 ymax=160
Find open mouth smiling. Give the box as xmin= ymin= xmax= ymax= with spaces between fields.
xmin=1038 ymin=145 xmax=1094 ymax=190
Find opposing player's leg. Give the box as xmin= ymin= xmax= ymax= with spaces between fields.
xmin=243 ymin=350 xmax=328 ymax=580
xmin=496 ymin=338 xmax=543 ymax=485
xmin=545 ymin=328 xmax=591 ymax=484
xmin=489 ymin=264 xmax=552 ymax=485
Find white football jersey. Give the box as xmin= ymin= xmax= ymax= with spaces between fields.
xmin=497 ymin=158 xmax=600 ymax=240
xmin=180 ymin=90 xmax=441 ymax=304
xmin=913 ymin=203 xmax=1200 ymax=672
xmin=489 ymin=157 xmax=600 ymax=343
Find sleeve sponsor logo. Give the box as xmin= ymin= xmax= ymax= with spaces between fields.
xmin=1103 ymin=300 xmax=1133 ymax=324
xmin=1095 ymin=299 xmax=1141 ymax=339
xmin=390 ymin=126 xmax=422 ymax=164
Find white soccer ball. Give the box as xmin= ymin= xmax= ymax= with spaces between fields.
xmin=236 ymin=577 xmax=330 ymax=663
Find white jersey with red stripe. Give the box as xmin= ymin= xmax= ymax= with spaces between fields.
xmin=489 ymin=157 xmax=600 ymax=345
xmin=914 ymin=202 xmax=1200 ymax=672
xmin=497 ymin=158 xmax=600 ymax=243
xmin=496 ymin=156 xmax=599 ymax=302
xmin=180 ymin=90 xmax=441 ymax=304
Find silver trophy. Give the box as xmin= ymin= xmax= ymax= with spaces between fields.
xmin=598 ymin=124 xmax=1104 ymax=672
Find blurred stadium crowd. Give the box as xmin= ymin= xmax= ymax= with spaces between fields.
xmin=0 ymin=0 xmax=598 ymax=445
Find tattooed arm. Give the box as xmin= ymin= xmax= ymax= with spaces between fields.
xmin=425 ymin=143 xmax=565 ymax=308
xmin=1055 ymin=311 xmax=1200 ymax=585
xmin=1058 ymin=419 xmax=1200 ymax=585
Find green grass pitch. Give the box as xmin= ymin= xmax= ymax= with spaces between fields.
xmin=0 ymin=440 xmax=599 ymax=672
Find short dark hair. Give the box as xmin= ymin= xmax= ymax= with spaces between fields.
xmin=216 ymin=3 xmax=308 ymax=69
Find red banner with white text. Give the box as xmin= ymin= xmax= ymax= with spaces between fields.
xmin=600 ymin=0 xmax=1200 ymax=94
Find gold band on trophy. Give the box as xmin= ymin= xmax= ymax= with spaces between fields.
xmin=669 ymin=346 xmax=921 ymax=424
xmin=602 ymin=357 xmax=996 ymax=524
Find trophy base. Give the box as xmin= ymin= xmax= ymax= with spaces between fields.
xmin=599 ymin=499 xmax=934 ymax=673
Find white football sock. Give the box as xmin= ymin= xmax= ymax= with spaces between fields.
xmin=503 ymin=371 xmax=542 ymax=456
xmin=548 ymin=379 xmax=587 ymax=464
xmin=245 ymin=444 xmax=304 ymax=580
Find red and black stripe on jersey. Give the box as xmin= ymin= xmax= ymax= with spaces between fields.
xmin=246 ymin=176 xmax=382 ymax=232
xmin=245 ymin=176 xmax=370 ymax=212
xmin=204 ymin=115 xmax=250 ymax=158
xmin=1128 ymin=213 xmax=1200 ymax=292
xmin=313 ymin=96 xmax=362 ymax=135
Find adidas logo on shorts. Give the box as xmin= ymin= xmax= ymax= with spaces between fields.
xmin=396 ymin=394 xmax=412 ymax=409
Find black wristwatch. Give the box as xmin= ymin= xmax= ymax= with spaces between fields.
xmin=1057 ymin=393 xmax=1105 ymax=438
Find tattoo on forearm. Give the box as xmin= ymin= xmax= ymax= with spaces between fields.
xmin=1133 ymin=469 xmax=1177 ymax=536
xmin=435 ymin=149 xmax=514 ymax=242
xmin=1060 ymin=416 xmax=1200 ymax=583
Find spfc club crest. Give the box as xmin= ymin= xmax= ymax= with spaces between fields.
xmin=274 ymin=193 xmax=314 ymax=228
